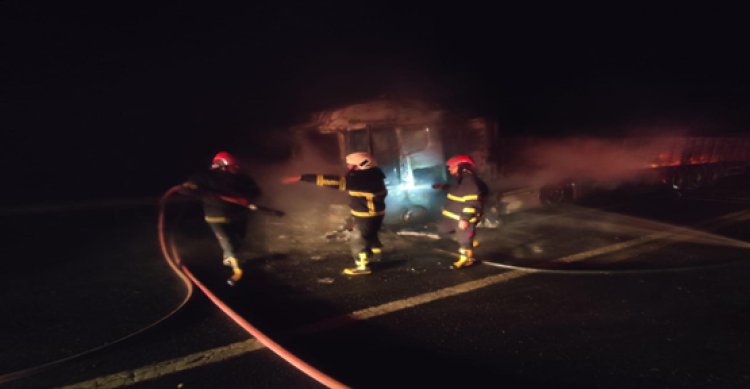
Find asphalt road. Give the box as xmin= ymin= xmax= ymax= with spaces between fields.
xmin=3 ymin=173 xmax=750 ymax=388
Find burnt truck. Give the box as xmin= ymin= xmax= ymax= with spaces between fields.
xmin=534 ymin=136 xmax=750 ymax=205
xmin=290 ymin=99 xmax=498 ymax=225
xmin=290 ymin=99 xmax=750 ymax=225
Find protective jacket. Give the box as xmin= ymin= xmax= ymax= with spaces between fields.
xmin=301 ymin=167 xmax=387 ymax=218
xmin=442 ymin=170 xmax=488 ymax=223
xmin=186 ymin=168 xmax=261 ymax=219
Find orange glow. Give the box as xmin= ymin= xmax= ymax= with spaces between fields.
xmin=648 ymin=151 xmax=681 ymax=168
xmin=648 ymin=150 xmax=721 ymax=169
xmin=687 ymin=155 xmax=719 ymax=165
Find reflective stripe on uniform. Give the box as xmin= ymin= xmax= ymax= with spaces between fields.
xmin=462 ymin=207 xmax=477 ymax=213
xmin=441 ymin=209 xmax=477 ymax=223
xmin=348 ymin=190 xmax=387 ymax=198
xmin=205 ymin=216 xmax=229 ymax=223
xmin=316 ymin=175 xmax=341 ymax=186
xmin=442 ymin=209 xmax=460 ymax=220
xmin=447 ymin=193 xmax=480 ymax=202
xmin=351 ymin=210 xmax=386 ymax=217
xmin=348 ymin=190 xmax=386 ymax=216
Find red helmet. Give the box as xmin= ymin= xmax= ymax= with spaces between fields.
xmin=445 ymin=154 xmax=476 ymax=170
xmin=211 ymin=151 xmax=239 ymax=169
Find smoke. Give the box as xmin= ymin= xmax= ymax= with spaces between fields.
xmin=501 ymin=135 xmax=691 ymax=189
xmin=234 ymin=135 xmax=353 ymax=245
xmin=236 ymin=136 xmax=345 ymax=206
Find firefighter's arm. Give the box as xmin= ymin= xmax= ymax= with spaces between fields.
xmin=179 ymin=181 xmax=210 ymax=197
xmin=299 ymin=174 xmax=347 ymax=191
xmin=180 ymin=181 xmax=199 ymax=193
xmin=181 ymin=182 xmax=252 ymax=207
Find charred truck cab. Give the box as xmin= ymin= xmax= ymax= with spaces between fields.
xmin=291 ymin=100 xmax=496 ymax=226
xmin=348 ymin=124 xmax=446 ymax=225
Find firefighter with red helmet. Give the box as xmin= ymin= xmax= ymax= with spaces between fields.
xmin=182 ymin=151 xmax=262 ymax=285
xmin=282 ymin=152 xmax=387 ymax=276
xmin=433 ymin=154 xmax=489 ymax=268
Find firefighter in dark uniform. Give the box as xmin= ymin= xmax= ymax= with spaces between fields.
xmin=282 ymin=152 xmax=387 ymax=276
xmin=182 ymin=151 xmax=262 ymax=285
xmin=434 ymin=154 xmax=488 ymax=268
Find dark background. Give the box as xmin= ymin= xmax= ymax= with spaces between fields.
xmin=2 ymin=1 xmax=749 ymax=205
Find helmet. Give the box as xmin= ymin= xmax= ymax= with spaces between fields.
xmin=345 ymin=152 xmax=377 ymax=170
xmin=446 ymin=154 xmax=476 ymax=171
xmin=211 ymin=151 xmax=239 ymax=169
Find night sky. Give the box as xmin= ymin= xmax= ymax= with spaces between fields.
xmin=3 ymin=2 xmax=749 ymax=204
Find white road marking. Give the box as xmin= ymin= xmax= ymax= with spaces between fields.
xmin=65 ymin=207 xmax=750 ymax=387
xmin=61 ymin=340 xmax=266 ymax=388
xmin=299 ymin=271 xmax=529 ymax=334
xmin=62 ymin=270 xmax=530 ymax=387
xmin=553 ymin=208 xmax=750 ymax=263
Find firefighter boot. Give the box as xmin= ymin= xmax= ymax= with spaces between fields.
xmin=453 ymin=248 xmax=476 ymax=269
xmin=343 ymin=253 xmax=372 ymax=276
xmin=223 ymin=256 xmax=244 ymax=286
xmin=370 ymin=247 xmax=383 ymax=263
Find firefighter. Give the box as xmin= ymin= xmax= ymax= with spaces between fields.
xmin=282 ymin=152 xmax=387 ymax=276
xmin=433 ymin=154 xmax=489 ymax=268
xmin=181 ymin=151 xmax=262 ymax=286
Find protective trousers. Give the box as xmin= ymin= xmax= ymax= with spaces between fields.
xmin=351 ymin=215 xmax=384 ymax=260
xmin=438 ymin=216 xmax=478 ymax=251
xmin=207 ymin=215 xmax=247 ymax=260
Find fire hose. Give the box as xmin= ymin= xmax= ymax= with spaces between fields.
xmin=159 ymin=185 xmax=349 ymax=389
xmin=0 ymin=189 xmax=194 ymax=386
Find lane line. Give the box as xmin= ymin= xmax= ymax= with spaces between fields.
xmin=553 ymin=208 xmax=750 ymax=264
xmin=62 ymin=272 xmax=529 ymax=388
xmin=596 ymin=209 xmax=750 ymax=265
xmin=299 ymin=271 xmax=528 ymax=334
xmin=64 ymin=206 xmax=750 ymax=387
xmin=61 ymin=340 xmax=265 ymax=389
